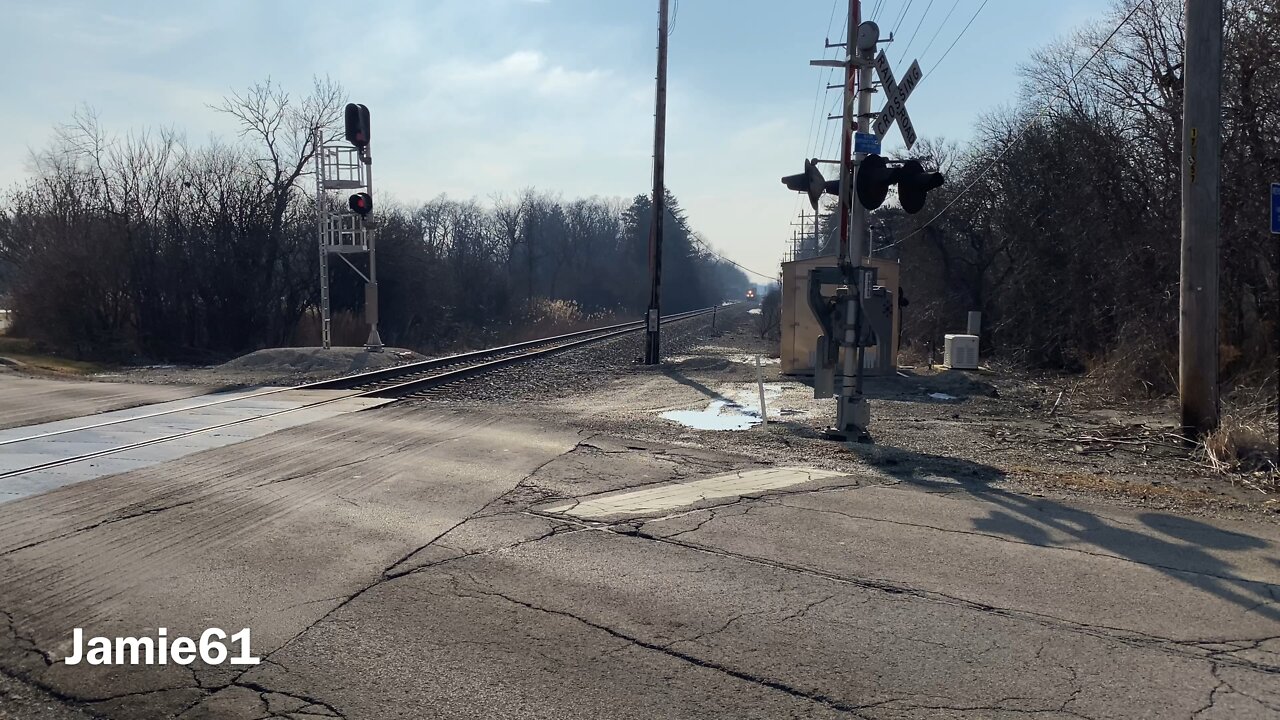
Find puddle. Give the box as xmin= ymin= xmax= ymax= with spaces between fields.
xmin=928 ymin=392 xmax=959 ymax=401
xmin=727 ymin=355 xmax=780 ymax=366
xmin=659 ymin=383 xmax=788 ymax=431
xmin=661 ymin=401 xmax=760 ymax=430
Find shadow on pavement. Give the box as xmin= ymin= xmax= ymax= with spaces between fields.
xmin=847 ymin=442 xmax=1280 ymax=624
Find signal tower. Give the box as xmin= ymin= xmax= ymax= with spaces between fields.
xmin=315 ymin=103 xmax=382 ymax=351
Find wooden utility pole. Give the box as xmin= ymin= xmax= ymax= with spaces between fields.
xmin=1179 ymin=0 xmax=1222 ymax=436
xmin=644 ymin=0 xmax=669 ymax=365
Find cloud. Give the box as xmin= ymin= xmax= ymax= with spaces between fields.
xmin=423 ymin=50 xmax=607 ymax=99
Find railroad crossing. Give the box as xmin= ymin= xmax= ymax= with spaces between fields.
xmin=0 ymin=304 xmax=1277 ymax=719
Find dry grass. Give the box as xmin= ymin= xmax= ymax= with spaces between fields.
xmin=0 ymin=336 xmax=114 ymax=376
xmin=1197 ymin=379 xmax=1279 ymax=494
xmin=506 ymin=299 xmax=620 ymax=344
xmin=290 ymin=310 xmax=376 ymax=348
xmin=1080 ymin=325 xmax=1178 ymax=400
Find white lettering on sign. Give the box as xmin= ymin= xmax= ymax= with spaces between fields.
xmin=872 ymin=53 xmax=923 ymax=149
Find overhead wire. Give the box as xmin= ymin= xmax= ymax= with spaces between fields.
xmin=889 ymin=0 xmax=915 ymax=37
xmin=924 ymin=0 xmax=989 ymax=77
xmin=792 ymin=0 xmax=845 ymax=232
xmin=805 ymin=0 xmax=844 ymax=162
xmin=917 ymin=0 xmax=960 ymax=60
xmin=897 ymin=0 xmax=935 ymax=61
xmin=693 ymin=235 xmax=778 ymax=281
xmin=790 ymin=4 xmax=847 ymax=250
xmin=881 ymin=0 xmax=1147 ymax=251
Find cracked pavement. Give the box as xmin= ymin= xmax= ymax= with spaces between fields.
xmin=1 ymin=389 xmax=1278 ymax=717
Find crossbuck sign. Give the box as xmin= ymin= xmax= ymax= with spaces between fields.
xmin=872 ymin=51 xmax=923 ymax=150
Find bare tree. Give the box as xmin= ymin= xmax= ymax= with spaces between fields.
xmin=211 ymin=76 xmax=344 ymax=241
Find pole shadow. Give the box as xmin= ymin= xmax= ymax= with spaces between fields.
xmin=845 ymin=442 xmax=1280 ymax=624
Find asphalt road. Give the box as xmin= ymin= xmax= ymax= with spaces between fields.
xmin=0 ymin=399 xmax=1277 ymax=718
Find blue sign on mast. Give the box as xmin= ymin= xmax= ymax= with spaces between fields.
xmin=1271 ymin=183 xmax=1280 ymax=235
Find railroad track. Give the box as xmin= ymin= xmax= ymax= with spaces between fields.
xmin=0 ymin=306 xmax=724 ymax=483
xmin=313 ymin=306 xmax=717 ymax=396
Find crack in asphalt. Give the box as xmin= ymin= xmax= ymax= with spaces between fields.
xmin=0 ymin=498 xmax=204 ymax=560
xmin=861 ymin=697 xmax=1097 ymax=718
xmin=0 ymin=607 xmax=53 ymax=667
xmin=621 ymin=527 xmax=1280 ymax=676
xmin=452 ymin=583 xmax=877 ymax=718
xmin=231 ymin=680 xmax=345 ymax=719
xmin=1 ymin=658 xmax=184 ymax=718
xmin=1192 ymin=665 xmax=1229 ymax=719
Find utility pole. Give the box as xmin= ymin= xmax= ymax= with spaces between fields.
xmin=833 ymin=0 xmax=876 ymax=437
xmin=837 ymin=0 xmax=857 ymax=267
xmin=644 ymin=0 xmax=669 ymax=365
xmin=1179 ymin=0 xmax=1222 ymax=436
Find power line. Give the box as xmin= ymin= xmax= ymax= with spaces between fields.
xmin=882 ymin=0 xmax=1146 ymax=251
xmin=817 ymin=89 xmax=844 ymax=161
xmin=890 ymin=0 xmax=915 ymax=37
xmin=791 ymin=1 xmax=844 ymax=249
xmin=924 ymin=0 xmax=989 ymax=77
xmin=804 ymin=0 xmax=844 ymax=161
xmin=693 ymin=235 xmax=777 ymax=281
xmin=917 ymin=0 xmax=959 ymax=60
xmin=897 ymin=0 xmax=935 ymax=60
xmin=815 ymin=9 xmax=849 ymax=162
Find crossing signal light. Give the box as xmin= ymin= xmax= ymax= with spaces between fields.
xmin=855 ymin=155 xmax=893 ymax=212
xmin=896 ymin=160 xmax=945 ymax=214
xmin=856 ymin=154 xmax=944 ymax=214
xmin=344 ymin=103 xmax=371 ymax=149
xmin=781 ymin=158 xmax=840 ymax=211
xmin=349 ymin=192 xmax=372 ymax=217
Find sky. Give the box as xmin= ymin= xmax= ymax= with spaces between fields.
xmin=0 ymin=0 xmax=1115 ymax=282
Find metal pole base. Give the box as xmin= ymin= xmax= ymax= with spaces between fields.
xmin=823 ymin=426 xmax=872 ymax=443
xmin=364 ymin=326 xmax=384 ymax=352
xmin=825 ymin=394 xmax=870 ymax=442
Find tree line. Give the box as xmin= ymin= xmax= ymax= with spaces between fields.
xmin=0 ymin=80 xmax=747 ymax=360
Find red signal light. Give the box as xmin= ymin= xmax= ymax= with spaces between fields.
xmin=348 ymin=192 xmax=372 ymax=217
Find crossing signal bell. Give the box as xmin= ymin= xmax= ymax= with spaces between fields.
xmin=349 ymin=192 xmax=372 ymax=217
xmin=856 ymin=154 xmax=944 ymax=214
xmin=781 ymin=158 xmax=840 ymax=211
xmin=345 ymin=103 xmax=371 ymax=150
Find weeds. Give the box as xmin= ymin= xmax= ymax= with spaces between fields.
xmin=1196 ymin=378 xmax=1279 ymax=493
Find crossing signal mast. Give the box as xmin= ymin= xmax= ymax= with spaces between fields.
xmin=783 ymin=5 xmax=944 ymax=441
xmin=315 ymin=102 xmax=382 ymax=351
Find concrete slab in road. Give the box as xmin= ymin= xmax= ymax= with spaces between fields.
xmin=543 ymin=466 xmax=848 ymax=518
